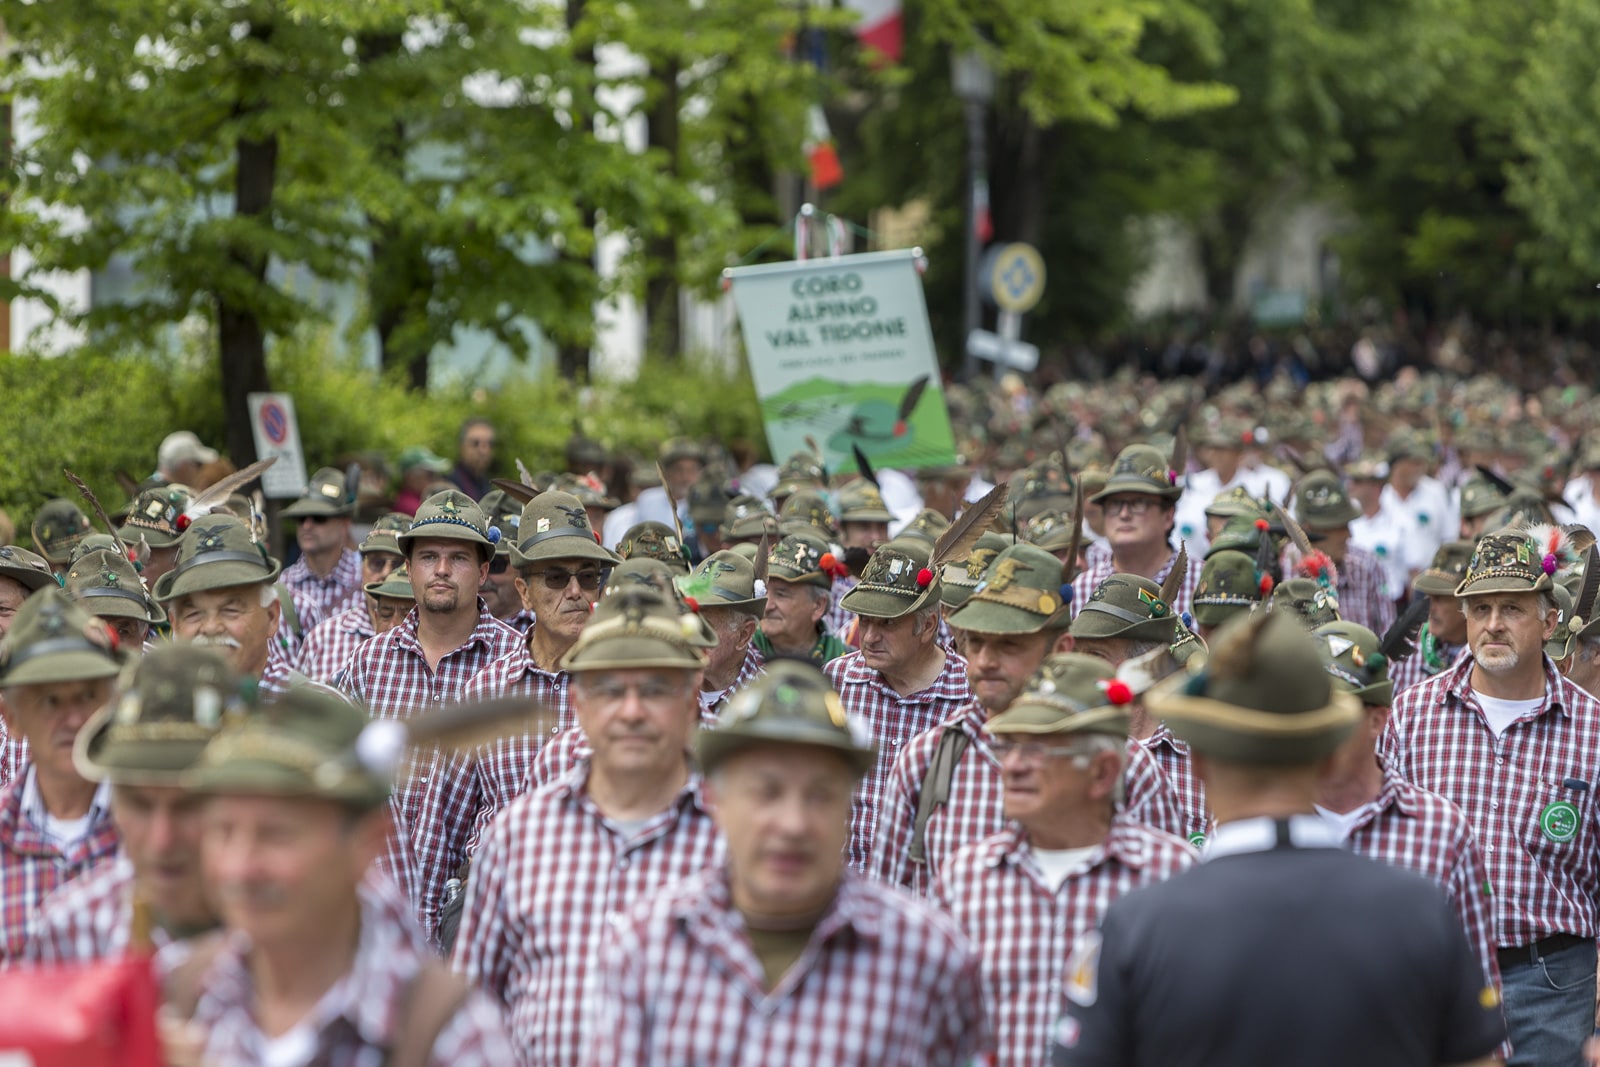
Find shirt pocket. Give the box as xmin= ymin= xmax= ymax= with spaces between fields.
xmin=1523 ymin=772 xmax=1595 ymax=865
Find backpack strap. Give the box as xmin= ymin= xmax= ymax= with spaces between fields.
xmin=906 ymin=726 xmax=972 ymax=866
xmin=386 ymin=961 xmax=472 ymax=1067
xmin=276 ymin=585 xmax=304 ymax=642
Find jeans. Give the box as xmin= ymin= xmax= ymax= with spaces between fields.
xmin=1500 ymin=938 xmax=1597 ymax=1066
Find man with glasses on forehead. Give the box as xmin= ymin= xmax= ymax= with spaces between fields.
xmin=935 ymin=653 xmax=1196 ymax=1067
xmin=415 ymin=489 xmax=622 ymax=944
xmin=279 ymin=466 xmax=363 ymax=643
xmin=453 ymin=588 xmax=722 ymax=1063
xmin=1070 ymin=444 xmax=1202 ymax=621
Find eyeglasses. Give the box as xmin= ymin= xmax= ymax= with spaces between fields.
xmin=989 ymin=739 xmax=1095 ymax=762
xmin=488 ymin=557 xmax=511 ymax=575
xmin=298 ymin=515 xmax=333 ymax=525
xmin=577 ymin=677 xmax=691 ymax=706
xmin=1102 ymin=497 xmax=1156 ymax=517
xmin=527 ymin=568 xmax=603 ymax=591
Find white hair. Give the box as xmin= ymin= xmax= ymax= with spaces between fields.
xmin=260 ymin=583 xmax=279 ymax=609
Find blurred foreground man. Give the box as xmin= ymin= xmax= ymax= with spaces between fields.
xmin=1054 ymin=612 xmax=1504 ymax=1067
xmin=22 ymin=645 xmax=238 ymax=961
xmin=162 ymin=687 xmax=517 ymax=1065
xmin=936 ymin=654 xmax=1195 ymax=1067
xmin=0 ymin=589 xmax=124 ymax=960
xmin=585 ymin=661 xmax=989 ymax=1066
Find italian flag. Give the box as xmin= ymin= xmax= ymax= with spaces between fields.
xmin=845 ymin=0 xmax=903 ymax=65
xmin=805 ymin=105 xmax=844 ymax=191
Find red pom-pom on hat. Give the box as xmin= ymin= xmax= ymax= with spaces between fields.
xmin=1103 ymin=679 xmax=1134 ymax=706
xmin=683 ymin=597 xmax=700 ymax=613
xmin=820 ymin=552 xmax=838 ymax=571
xmin=1254 ymin=518 xmax=1269 ymax=531
xmin=1259 ymin=574 xmax=1275 ymax=595
xmin=176 ymin=514 xmax=191 ymax=532
xmin=916 ymin=568 xmax=934 ymax=587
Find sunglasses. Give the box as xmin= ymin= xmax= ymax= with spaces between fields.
xmin=527 ymin=568 xmax=603 ymax=591
xmin=298 ymin=515 xmax=334 ymax=525
xmin=489 ymin=557 xmax=511 ymax=576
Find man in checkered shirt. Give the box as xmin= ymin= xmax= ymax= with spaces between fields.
xmin=825 ymin=539 xmax=975 ymax=869
xmin=872 ymin=545 xmax=1187 ymax=894
xmin=452 ymin=589 xmax=724 ymax=1063
xmin=1388 ymin=541 xmax=1473 ymax=697
xmin=165 ymin=684 xmax=515 ymax=1065
xmin=679 ymin=549 xmax=770 ymax=716
xmin=1313 ymin=621 xmax=1499 ymax=993
xmin=585 ymin=660 xmax=989 ymax=1066
xmin=278 ymin=466 xmax=365 ymax=640
xmin=1070 ymin=443 xmax=1202 ymax=622
xmin=1118 ymin=645 xmax=1211 ymax=845
xmin=1287 ymin=469 xmax=1396 ymax=636
xmin=412 ymin=488 xmax=621 ymax=942
xmin=21 ymin=644 xmax=238 ymax=964
xmin=0 ymin=587 xmax=124 ymax=961
xmin=336 ymin=492 xmax=520 ymax=924
xmin=294 ymin=515 xmax=408 ymax=682
xmin=1382 ymin=526 xmax=1600 ymax=1063
xmin=0 ymin=546 xmax=63 ymax=785
xmin=935 ymin=654 xmax=1195 ymax=1067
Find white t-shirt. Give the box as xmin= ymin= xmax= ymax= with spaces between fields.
xmin=1032 ymin=845 xmax=1099 ymax=893
xmin=1315 ymin=802 xmax=1378 ymax=841
xmin=260 ymin=975 xmax=353 ymax=1067
xmin=1475 ymin=692 xmax=1544 ymax=740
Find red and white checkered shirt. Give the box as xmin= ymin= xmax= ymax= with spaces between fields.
xmin=825 ymin=649 xmax=975 ymax=870
xmin=186 ymin=879 xmax=515 ymax=1066
xmin=295 ymin=602 xmax=375 ymax=684
xmin=1140 ymin=723 xmax=1210 ymax=843
xmin=281 ymin=546 xmax=363 ymax=640
xmin=1382 ymin=653 xmax=1600 ymax=946
xmin=0 ymin=732 xmax=26 ymax=789
xmin=584 ymin=867 xmax=990 ymax=1067
xmin=0 ymin=772 xmax=120 ymax=962
xmin=451 ymin=762 xmax=724 ymax=1065
xmin=503 ymin=608 xmax=537 ymax=634
xmin=827 ymin=574 xmax=857 ymax=640
xmin=933 ymin=816 xmax=1197 ymax=1067
xmin=411 ymin=636 xmax=574 ymax=940
xmin=1069 ymin=547 xmax=1202 ymax=622
xmin=699 ymin=642 xmax=767 ymax=719
xmin=1333 ymin=770 xmax=1501 ymax=988
xmin=1282 ymin=543 xmax=1396 ymax=635
xmin=871 ymin=703 xmax=1191 ymax=895
xmin=20 ymin=855 xmax=424 ymax=964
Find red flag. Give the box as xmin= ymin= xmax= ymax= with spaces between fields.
xmin=844 ymin=0 xmax=902 ymax=65
xmin=0 ymin=957 xmax=165 ymax=1066
xmin=805 ymin=105 xmax=844 ymax=191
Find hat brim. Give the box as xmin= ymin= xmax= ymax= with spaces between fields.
xmin=508 ymin=534 xmax=622 ymax=568
xmin=1300 ymin=503 xmax=1361 ymax=529
xmin=1089 ymin=480 xmax=1182 ymax=504
xmin=1411 ymin=572 xmax=1460 ymax=596
xmin=839 ymin=583 xmax=939 ymax=619
xmin=77 ymin=588 xmax=167 ymax=625
xmin=154 ymin=558 xmax=282 ymax=603
xmin=559 ymin=637 xmax=707 ymax=672
xmin=2 ymin=649 xmax=122 ymax=688
xmin=985 ymin=703 xmax=1128 ymax=736
xmin=948 ymin=598 xmax=1066 ymax=635
xmin=282 ymin=499 xmax=353 ymax=520
xmin=399 ymin=529 xmax=494 ymax=563
xmin=0 ymin=565 xmax=59 ymax=594
xmin=188 ymin=761 xmax=388 ymax=809
xmin=74 ymin=702 xmax=209 ymax=785
xmin=1148 ymin=676 xmax=1361 ymax=765
xmin=840 ymin=507 xmax=895 ymax=524
xmin=118 ymin=523 xmax=181 ymax=548
xmin=1068 ymin=608 xmax=1177 ymax=643
xmin=1192 ymin=601 xmax=1254 ymax=627
xmin=697 ymin=724 xmax=874 ymax=778
xmin=1454 ymin=574 xmax=1553 ymax=597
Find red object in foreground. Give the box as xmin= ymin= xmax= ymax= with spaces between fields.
xmin=0 ymin=957 xmax=164 ymax=1067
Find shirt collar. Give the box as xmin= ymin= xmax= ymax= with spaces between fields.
xmin=20 ymin=767 xmax=113 ymax=845
xmin=555 ymin=759 xmax=712 ymax=820
xmin=1202 ymin=814 xmax=1341 ymax=861
xmin=1451 ymin=652 xmax=1570 ymax=719
xmin=990 ymin=813 xmax=1159 ymax=873
xmin=391 ymin=598 xmax=500 ymax=657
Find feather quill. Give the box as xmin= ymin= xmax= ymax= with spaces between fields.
xmin=405 ymin=696 xmax=559 ymax=753
xmin=516 ymin=458 xmax=537 ymax=489
xmin=1170 ymin=425 xmax=1189 ymax=482
xmin=753 ymin=534 xmax=770 ymax=586
xmin=491 ymin=477 xmax=539 ymax=504
xmin=805 ymin=436 xmax=827 ymax=479
xmin=930 ymin=483 xmax=1009 ymax=569
xmin=1525 ymin=522 xmax=1582 ymax=575
xmin=1159 ymin=544 xmax=1187 ymax=607
xmin=1062 ymin=489 xmax=1085 ymax=583
xmin=1254 ymin=520 xmax=1280 ymax=588
xmin=182 ymin=457 xmax=277 ymax=522
xmin=657 ymin=461 xmax=688 ymax=549
xmin=1378 ymin=595 xmax=1430 ymax=664
xmin=897 ymin=375 xmax=930 ymax=424
xmin=1561 ymin=524 xmax=1596 ymax=556
xmin=63 ymin=468 xmax=131 ymax=559
xmin=1474 ymin=464 xmax=1516 ymax=497
xmin=1573 ymin=545 xmax=1600 ymax=630
xmin=852 ymin=444 xmax=878 ymax=488
xmin=1270 ymin=502 xmax=1317 ymax=560
xmin=114 ymin=469 xmax=141 ymax=497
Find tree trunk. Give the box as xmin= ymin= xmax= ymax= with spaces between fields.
xmin=644 ymin=57 xmax=682 ymax=360
xmin=218 ymin=21 xmax=278 ymax=467
xmin=556 ymin=0 xmax=596 ymax=381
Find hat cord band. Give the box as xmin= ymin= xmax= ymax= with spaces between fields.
xmin=76 ymin=586 xmax=149 ymax=607
xmin=199 ymin=730 xmax=330 ymax=775
xmin=1080 ymin=601 xmax=1150 ymax=625
xmin=408 ymin=516 xmax=487 ymax=538
xmin=516 ymin=526 xmax=598 ymax=552
xmin=171 ymin=550 xmax=272 ymax=581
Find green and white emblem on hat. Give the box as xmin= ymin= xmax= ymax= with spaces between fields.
xmin=676 ymin=549 xmax=769 ymax=617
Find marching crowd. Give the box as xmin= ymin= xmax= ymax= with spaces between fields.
xmin=2 ymin=364 xmax=1599 ymax=1064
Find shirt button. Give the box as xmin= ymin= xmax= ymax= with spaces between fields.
xmin=1491 ymin=802 xmax=1499 ymax=811
xmin=617 ymin=857 xmax=630 ymax=870
xmin=1496 ymin=758 xmax=1504 ymax=766
xmin=1486 ymin=845 xmax=1494 ymax=853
